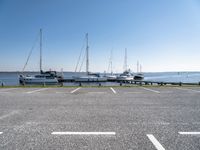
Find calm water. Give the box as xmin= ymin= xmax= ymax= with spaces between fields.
xmin=0 ymin=72 xmax=200 ymax=86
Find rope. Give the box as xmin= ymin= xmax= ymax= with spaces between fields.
xmin=22 ymin=32 xmax=40 ymax=72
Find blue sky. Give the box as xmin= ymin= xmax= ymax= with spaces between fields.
xmin=0 ymin=0 xmax=200 ymax=72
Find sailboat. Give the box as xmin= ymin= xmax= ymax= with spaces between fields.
xmin=105 ymin=50 xmax=117 ymax=81
xmin=19 ymin=29 xmax=58 ymax=85
xmin=117 ymin=49 xmax=134 ymax=81
xmin=74 ymin=33 xmax=107 ymax=82
xmin=134 ymin=61 xmax=144 ymax=80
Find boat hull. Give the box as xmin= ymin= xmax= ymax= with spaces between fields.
xmin=74 ymin=76 xmax=107 ymax=82
xmin=19 ymin=76 xmax=58 ymax=85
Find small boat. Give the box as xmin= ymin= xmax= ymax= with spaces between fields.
xmin=19 ymin=29 xmax=58 ymax=85
xmin=116 ymin=49 xmax=134 ymax=81
xmin=117 ymin=70 xmax=134 ymax=81
xmin=106 ymin=75 xmax=117 ymax=81
xmin=104 ymin=50 xmax=117 ymax=81
xmin=134 ymin=73 xmax=144 ymax=80
xmin=134 ymin=61 xmax=144 ymax=80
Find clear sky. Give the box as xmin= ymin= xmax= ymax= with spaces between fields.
xmin=0 ymin=0 xmax=200 ymax=72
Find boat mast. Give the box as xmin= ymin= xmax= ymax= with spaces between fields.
xmin=123 ymin=48 xmax=127 ymax=72
xmin=140 ymin=64 xmax=142 ymax=73
xmin=40 ymin=28 xmax=42 ymax=73
xmin=86 ymin=33 xmax=89 ymax=75
xmin=111 ymin=49 xmax=113 ymax=75
xmin=137 ymin=61 xmax=139 ymax=73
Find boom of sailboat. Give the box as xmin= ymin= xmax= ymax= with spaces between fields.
xmin=19 ymin=30 xmax=144 ymax=85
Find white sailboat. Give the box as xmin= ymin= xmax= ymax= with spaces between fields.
xmin=105 ymin=49 xmax=117 ymax=81
xmin=74 ymin=33 xmax=107 ymax=82
xmin=134 ymin=61 xmax=144 ymax=80
xmin=117 ymin=48 xmax=134 ymax=81
xmin=19 ymin=29 xmax=58 ymax=85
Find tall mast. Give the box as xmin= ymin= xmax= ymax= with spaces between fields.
xmin=140 ymin=64 xmax=142 ymax=73
xmin=137 ymin=61 xmax=139 ymax=73
xmin=40 ymin=29 xmax=42 ymax=72
xmin=86 ymin=33 xmax=89 ymax=75
xmin=110 ymin=50 xmax=113 ymax=75
xmin=123 ymin=48 xmax=127 ymax=71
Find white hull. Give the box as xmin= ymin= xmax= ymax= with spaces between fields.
xmin=106 ymin=75 xmax=117 ymax=81
xmin=117 ymin=76 xmax=134 ymax=81
xmin=19 ymin=75 xmax=58 ymax=85
xmin=74 ymin=76 xmax=107 ymax=82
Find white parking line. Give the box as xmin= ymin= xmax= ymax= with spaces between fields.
xmin=0 ymin=132 xmax=3 ymax=134
xmin=179 ymin=132 xmax=200 ymax=135
xmin=70 ymin=87 xmax=81 ymax=93
xmin=51 ymin=132 xmax=116 ymax=135
xmin=140 ymin=87 xmax=160 ymax=94
xmin=147 ymin=134 xmax=165 ymax=150
xmin=110 ymin=87 xmax=116 ymax=94
xmin=175 ymin=87 xmax=200 ymax=93
xmin=26 ymin=88 xmax=48 ymax=94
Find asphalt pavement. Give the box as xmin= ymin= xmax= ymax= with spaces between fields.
xmin=0 ymin=86 xmax=200 ymax=150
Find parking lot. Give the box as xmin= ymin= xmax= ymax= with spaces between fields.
xmin=0 ymin=86 xmax=200 ymax=150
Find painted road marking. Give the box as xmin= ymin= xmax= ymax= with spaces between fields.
xmin=51 ymin=132 xmax=116 ymax=135
xmin=70 ymin=87 xmax=81 ymax=94
xmin=140 ymin=87 xmax=160 ymax=94
xmin=26 ymin=88 xmax=48 ymax=94
xmin=175 ymin=87 xmax=200 ymax=93
xmin=0 ymin=132 xmax=3 ymax=134
xmin=110 ymin=87 xmax=116 ymax=94
xmin=179 ymin=132 xmax=200 ymax=135
xmin=147 ymin=134 xmax=165 ymax=150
